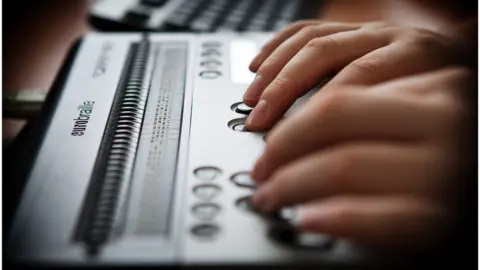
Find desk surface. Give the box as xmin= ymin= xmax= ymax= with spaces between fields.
xmin=2 ymin=0 xmax=475 ymax=144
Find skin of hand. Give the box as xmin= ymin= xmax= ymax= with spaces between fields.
xmin=243 ymin=20 xmax=472 ymax=132
xmin=250 ymin=68 xmax=474 ymax=251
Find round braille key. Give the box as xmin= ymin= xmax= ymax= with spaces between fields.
xmin=232 ymin=123 xmax=247 ymax=132
xmin=230 ymin=102 xmax=253 ymax=115
xmin=236 ymin=196 xmax=283 ymax=221
xmin=191 ymin=224 xmax=220 ymax=240
xmin=199 ymin=70 xmax=222 ymax=79
xmin=193 ymin=184 xmax=221 ymax=200
xmin=236 ymin=196 xmax=256 ymax=212
xmin=201 ymin=48 xmax=221 ymax=56
xmin=228 ymin=118 xmax=249 ymax=132
xmin=296 ymin=233 xmax=331 ymax=249
xmin=268 ymin=225 xmax=333 ymax=250
xmin=192 ymin=203 xmax=221 ymax=221
xmin=231 ymin=172 xmax=256 ymax=188
xmin=200 ymin=59 xmax=221 ymax=69
xmin=280 ymin=207 xmax=298 ymax=221
xmin=194 ymin=166 xmax=222 ymax=181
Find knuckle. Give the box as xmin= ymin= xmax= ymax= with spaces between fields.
xmin=445 ymin=67 xmax=474 ymax=82
xmin=403 ymin=28 xmax=440 ymax=47
xmin=348 ymin=54 xmax=385 ymax=74
xmin=363 ymin=21 xmax=390 ymax=29
xmin=434 ymin=68 xmax=474 ymax=125
xmin=313 ymin=92 xmax=349 ymax=120
xmin=257 ymin=58 xmax=281 ymax=78
xmin=269 ymin=75 xmax=290 ymax=88
xmin=305 ymin=36 xmax=339 ymax=52
xmin=266 ymin=75 xmax=298 ymax=98
xmin=299 ymin=25 xmax=319 ymax=36
xmin=439 ymin=96 xmax=469 ymax=127
xmin=283 ymin=21 xmax=303 ymax=32
xmin=287 ymin=20 xmax=316 ymax=31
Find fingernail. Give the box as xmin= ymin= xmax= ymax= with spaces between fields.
xmin=247 ymin=99 xmax=269 ymax=128
xmin=252 ymin=186 xmax=275 ymax=212
xmin=243 ymin=75 xmax=263 ymax=103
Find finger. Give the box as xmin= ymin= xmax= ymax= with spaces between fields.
xmin=252 ymin=142 xmax=442 ymax=212
xmin=244 ymin=23 xmax=361 ymax=106
xmin=251 ymin=89 xmax=440 ymax=182
xmin=249 ymin=20 xmax=321 ymax=72
xmin=370 ymin=67 xmax=475 ymax=147
xmin=371 ymin=66 xmax=475 ymax=97
xmin=297 ymin=196 xmax=452 ymax=251
xmin=327 ymin=39 xmax=456 ymax=87
xmin=246 ymin=28 xmax=393 ymax=131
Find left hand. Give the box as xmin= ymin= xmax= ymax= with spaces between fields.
xmin=250 ymin=68 xmax=474 ymax=251
xmin=243 ymin=20 xmax=470 ymax=131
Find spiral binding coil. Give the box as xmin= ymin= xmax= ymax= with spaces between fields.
xmin=83 ymin=39 xmax=150 ymax=254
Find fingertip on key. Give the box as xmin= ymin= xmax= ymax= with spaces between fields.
xmin=252 ymin=185 xmax=276 ymax=212
xmin=246 ymin=99 xmax=269 ymax=131
xmin=243 ymin=95 xmax=258 ymax=107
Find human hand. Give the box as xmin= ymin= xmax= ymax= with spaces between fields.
xmin=250 ymin=68 xmax=474 ymax=250
xmin=243 ymin=20 xmax=469 ymax=131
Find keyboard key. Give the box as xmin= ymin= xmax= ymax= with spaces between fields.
xmin=191 ymin=18 xmax=214 ymax=32
xmin=164 ymin=0 xmax=211 ymax=30
xmin=140 ymin=0 xmax=168 ymax=7
xmin=235 ymin=0 xmax=262 ymax=31
xmin=279 ymin=0 xmax=301 ymax=20
xmin=123 ymin=6 xmax=152 ymax=25
xmin=265 ymin=0 xmax=288 ymax=30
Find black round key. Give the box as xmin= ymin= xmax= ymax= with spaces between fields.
xmin=230 ymin=102 xmax=253 ymax=115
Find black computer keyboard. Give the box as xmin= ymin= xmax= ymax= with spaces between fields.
xmin=89 ymin=0 xmax=323 ymax=32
